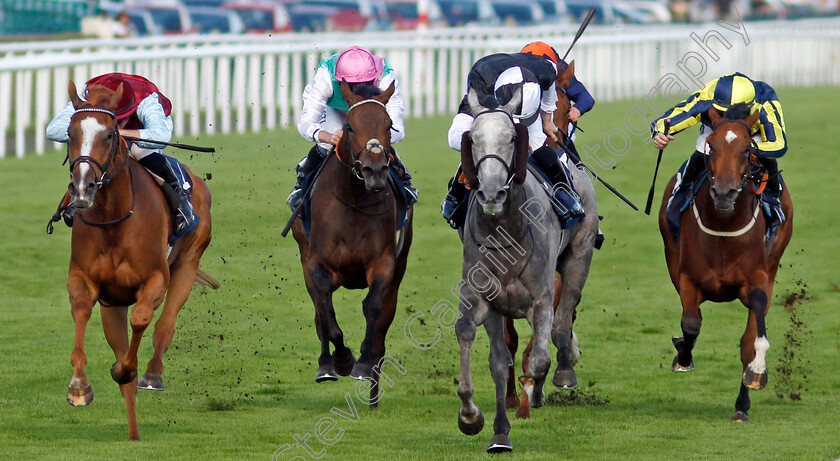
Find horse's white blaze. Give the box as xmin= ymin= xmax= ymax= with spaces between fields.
xmin=78 ymin=117 xmax=106 ymax=180
xmin=748 ymin=336 xmax=770 ymax=373
xmin=725 ymin=130 xmax=738 ymax=144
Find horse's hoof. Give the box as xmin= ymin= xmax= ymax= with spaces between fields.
xmin=553 ymin=368 xmax=577 ymax=389
xmin=315 ymin=365 xmax=339 ymax=383
xmin=67 ymin=383 xmax=94 ymax=407
xmin=458 ymin=409 xmax=484 ymax=436
xmin=743 ymin=368 xmax=768 ymax=390
xmin=487 ymin=433 xmax=513 ymax=453
xmin=110 ymin=362 xmax=137 ymax=385
xmin=333 ymin=349 xmax=355 ymax=376
xmin=732 ymin=411 xmax=750 ymax=422
xmin=350 ymin=362 xmax=374 ymax=381
xmin=138 ymin=373 xmax=165 ymax=391
xmin=671 ymin=356 xmax=695 ymax=372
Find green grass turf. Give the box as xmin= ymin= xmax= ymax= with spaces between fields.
xmin=1 ymin=85 xmax=839 ymax=460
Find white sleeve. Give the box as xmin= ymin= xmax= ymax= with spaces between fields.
xmin=527 ymin=119 xmax=547 ymax=151
xmin=448 ymin=112 xmax=474 ymax=152
xmin=297 ymin=66 xmax=334 ymax=142
xmin=136 ymin=93 xmax=173 ymax=148
xmin=46 ymin=101 xmax=76 ymax=143
xmin=379 ymin=72 xmax=406 ymax=145
xmin=540 ymin=82 xmax=558 ymax=113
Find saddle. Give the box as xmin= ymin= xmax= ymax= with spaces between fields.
xmin=665 ymin=160 xmax=782 ymax=242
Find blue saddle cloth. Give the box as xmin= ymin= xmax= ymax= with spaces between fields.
xmin=300 ymin=160 xmax=412 ymax=238
xmin=665 ymin=161 xmax=784 ymax=242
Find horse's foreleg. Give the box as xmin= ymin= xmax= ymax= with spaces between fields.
xmin=485 ymin=312 xmax=514 ymax=453
xmin=306 ymin=261 xmax=348 ymax=382
xmin=101 ymin=305 xmax=139 ymax=440
xmin=741 ymin=285 xmax=771 ymax=392
xmin=142 ymin=259 xmax=200 ymax=390
xmin=360 ymin=279 xmax=401 ymax=405
xmin=456 ymin=310 xmax=484 ymax=437
xmin=528 ymin=298 xmax=552 ymax=408
xmin=503 ymin=318 xmax=519 ymax=409
xmin=355 ymin=262 xmax=395 ymax=380
xmin=111 ymin=272 xmax=166 ymax=386
xmin=673 ymin=274 xmax=702 ymax=372
xmin=67 ymin=272 xmax=97 ymax=407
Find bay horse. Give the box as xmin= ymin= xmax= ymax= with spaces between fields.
xmin=659 ymin=108 xmax=793 ymax=422
xmin=504 ymin=60 xmax=591 ymax=419
xmin=291 ymin=81 xmax=412 ymax=404
xmin=455 ymin=86 xmax=598 ymax=453
xmin=63 ymin=82 xmax=215 ymax=440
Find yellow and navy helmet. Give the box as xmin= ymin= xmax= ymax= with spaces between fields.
xmin=711 ymin=73 xmax=756 ymax=113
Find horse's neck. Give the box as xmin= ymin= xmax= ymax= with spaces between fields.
xmin=327 ymin=154 xmax=367 ymax=199
xmin=86 ymin=153 xmax=133 ymax=221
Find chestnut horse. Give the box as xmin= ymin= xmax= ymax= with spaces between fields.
xmin=659 ymin=108 xmax=793 ymax=422
xmin=504 ymin=60 xmax=587 ymax=419
xmin=292 ymin=81 xmax=412 ymax=404
xmin=63 ymin=82 xmax=215 ymax=440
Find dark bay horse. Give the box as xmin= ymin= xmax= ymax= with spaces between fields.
xmin=504 ymin=60 xmax=590 ymax=419
xmin=63 ymin=82 xmax=215 ymax=440
xmin=455 ymin=86 xmax=598 ymax=453
xmin=292 ymin=81 xmax=412 ymax=403
xmin=659 ymin=108 xmax=793 ymax=422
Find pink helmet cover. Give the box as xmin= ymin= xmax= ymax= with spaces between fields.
xmin=335 ymin=46 xmax=384 ymax=85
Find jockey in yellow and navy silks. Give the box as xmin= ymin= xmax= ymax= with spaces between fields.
xmin=287 ymin=46 xmax=416 ymax=209
xmin=651 ymin=72 xmax=788 ymax=228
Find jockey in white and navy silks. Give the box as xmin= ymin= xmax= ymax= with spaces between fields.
xmin=288 ymin=45 xmax=416 ymax=208
xmin=46 ymin=72 xmax=198 ymax=237
xmin=651 ymin=72 xmax=788 ymax=229
xmin=442 ymin=45 xmax=584 ymax=230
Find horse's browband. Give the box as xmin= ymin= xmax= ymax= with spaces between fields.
xmin=348 ymin=99 xmax=386 ymax=112
xmin=73 ymin=107 xmax=117 ymax=118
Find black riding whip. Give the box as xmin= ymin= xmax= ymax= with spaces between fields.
xmin=562 ymin=8 xmax=597 ymax=62
xmin=121 ymin=136 xmax=216 ymax=153
xmin=644 ymin=119 xmax=670 ymax=215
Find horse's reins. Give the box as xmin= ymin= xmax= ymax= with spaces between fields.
xmin=470 ymin=109 xmax=520 ymax=188
xmin=68 ymin=107 xmax=135 ymax=226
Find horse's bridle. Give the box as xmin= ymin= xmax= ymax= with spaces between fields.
xmin=470 ymin=108 xmax=519 ymax=188
xmin=706 ymin=119 xmax=759 ymax=194
xmin=67 ymin=107 xmax=135 ymax=226
xmin=339 ymin=98 xmax=391 ymax=181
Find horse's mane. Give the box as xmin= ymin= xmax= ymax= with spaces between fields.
xmin=721 ymin=103 xmax=753 ymax=121
xmin=348 ymin=83 xmax=383 ymax=98
xmin=83 ymin=84 xmax=119 ymax=110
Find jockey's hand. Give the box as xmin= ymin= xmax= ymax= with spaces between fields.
xmin=541 ymin=112 xmax=558 ymax=142
xmin=653 ymin=132 xmax=674 ymax=150
xmin=569 ymin=107 xmax=581 ymax=123
xmin=318 ymin=130 xmax=343 ymax=146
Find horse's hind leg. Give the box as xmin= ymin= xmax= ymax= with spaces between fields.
xmin=67 ymin=272 xmax=97 ymax=407
xmin=673 ymin=275 xmax=702 ymax=372
xmin=456 ymin=307 xmax=484 ymax=437
xmin=485 ymin=312 xmax=513 ymax=453
xmin=141 ymin=259 xmax=201 ymax=390
xmin=111 ymin=272 xmax=166 ymax=386
xmin=503 ymin=318 xmax=519 ymax=409
xmin=554 ymin=247 xmax=588 ymax=389
xmin=734 ymin=286 xmax=770 ymax=421
xmin=101 ymin=305 xmax=139 ymax=440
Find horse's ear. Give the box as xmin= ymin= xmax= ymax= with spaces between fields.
xmin=339 ymin=80 xmax=359 ymax=106
xmin=460 ymin=131 xmax=479 ymax=189
xmin=708 ymin=107 xmax=722 ymax=128
xmin=512 ymin=123 xmax=530 ymax=184
xmin=377 ymin=81 xmax=395 ymax=103
xmin=68 ymin=81 xmax=83 ymax=109
xmin=109 ymin=83 xmax=125 ymax=112
xmin=746 ymin=109 xmax=760 ymax=127
xmin=466 ymin=88 xmax=483 ymax=116
xmin=557 ymin=60 xmax=574 ymax=89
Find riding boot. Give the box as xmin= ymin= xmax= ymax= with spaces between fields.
xmin=758 ymin=157 xmax=784 ymax=229
xmin=138 ymin=152 xmax=198 ymax=238
xmin=388 ymin=148 xmax=418 ymax=204
xmin=532 ymin=145 xmax=584 ymax=228
xmin=441 ymin=168 xmax=469 ymax=229
xmin=670 ymin=150 xmax=707 ymax=210
xmin=287 ymin=145 xmax=326 ymax=209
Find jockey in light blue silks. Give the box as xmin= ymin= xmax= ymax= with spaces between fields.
xmin=288 ymin=46 xmax=417 ymax=209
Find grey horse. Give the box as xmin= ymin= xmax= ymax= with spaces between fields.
xmin=454 ymin=88 xmax=598 ymax=453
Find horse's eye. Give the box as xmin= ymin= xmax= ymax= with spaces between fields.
xmin=346 ymin=125 xmax=354 ymax=133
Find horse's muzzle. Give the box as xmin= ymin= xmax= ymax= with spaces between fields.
xmin=69 ymin=180 xmax=96 ymax=209
xmin=710 ymin=186 xmax=738 ymax=216
xmin=476 ymin=188 xmax=507 ymax=216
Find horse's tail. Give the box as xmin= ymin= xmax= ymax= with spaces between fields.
xmin=194 ymin=268 xmax=220 ymax=290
